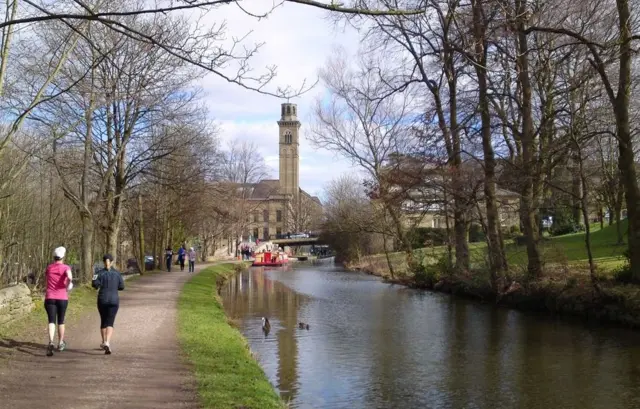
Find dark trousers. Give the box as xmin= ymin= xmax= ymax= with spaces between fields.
xmin=179 ymin=257 xmax=185 ymax=271
xmin=189 ymin=260 xmax=195 ymax=272
xmin=98 ymin=303 xmax=119 ymax=328
xmin=166 ymin=258 xmax=172 ymax=272
xmin=44 ymin=299 xmax=68 ymax=325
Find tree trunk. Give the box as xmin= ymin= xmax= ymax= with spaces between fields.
xmin=442 ymin=184 xmax=454 ymax=268
xmin=106 ymin=200 xmax=123 ymax=263
xmin=80 ymin=215 xmax=94 ymax=282
xmin=572 ymin=169 xmax=582 ymax=224
xmin=515 ymin=0 xmax=542 ymax=278
xmin=446 ymin=46 xmax=470 ymax=272
xmin=382 ymin=234 xmax=395 ymax=279
xmin=615 ymin=181 xmax=624 ymax=244
xmin=471 ymin=0 xmax=507 ymax=285
xmin=138 ymin=194 xmax=145 ymax=275
xmin=608 ymin=0 xmax=639 ymax=281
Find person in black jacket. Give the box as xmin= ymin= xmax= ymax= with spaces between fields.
xmin=92 ymin=254 xmax=124 ymax=355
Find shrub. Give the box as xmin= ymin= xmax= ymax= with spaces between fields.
xmin=233 ymin=263 xmax=248 ymax=273
xmin=549 ymin=207 xmax=585 ymax=236
xmin=469 ymin=224 xmax=485 ymax=243
xmin=614 ymin=266 xmax=633 ymax=284
xmin=502 ymin=225 xmax=521 ymax=240
xmin=409 ymin=259 xmax=440 ymax=287
xmin=407 ymin=227 xmax=448 ymax=248
xmin=614 ymin=249 xmax=633 ymax=283
xmin=550 ymin=220 xmax=584 ymax=236
xmin=514 ymin=235 xmax=527 ymax=246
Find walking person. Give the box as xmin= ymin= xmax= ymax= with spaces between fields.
xmin=177 ymin=244 xmax=186 ymax=272
xmin=165 ymin=246 xmax=173 ymax=272
xmin=92 ymin=254 xmax=124 ymax=355
xmin=188 ymin=247 xmax=196 ymax=273
xmin=44 ymin=246 xmax=73 ymax=357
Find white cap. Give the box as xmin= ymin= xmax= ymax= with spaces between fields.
xmin=190 ymin=247 xmax=194 ymax=251
xmin=53 ymin=246 xmax=66 ymax=259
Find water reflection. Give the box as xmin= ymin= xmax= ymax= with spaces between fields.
xmin=222 ymin=265 xmax=640 ymax=409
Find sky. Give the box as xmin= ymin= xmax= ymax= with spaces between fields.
xmin=197 ymin=1 xmax=363 ymax=197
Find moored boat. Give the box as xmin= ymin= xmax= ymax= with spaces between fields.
xmin=252 ymin=251 xmax=289 ymax=267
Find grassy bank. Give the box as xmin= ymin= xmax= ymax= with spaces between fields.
xmin=349 ymin=222 xmax=640 ymax=328
xmin=357 ymin=220 xmax=628 ymax=277
xmin=177 ymin=263 xmax=284 ymax=409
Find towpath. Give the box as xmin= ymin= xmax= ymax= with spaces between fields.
xmin=0 ymin=266 xmax=206 ymax=409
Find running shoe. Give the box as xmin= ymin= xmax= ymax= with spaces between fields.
xmin=104 ymin=344 xmax=112 ymax=355
xmin=46 ymin=342 xmax=54 ymax=357
xmin=58 ymin=341 xmax=66 ymax=352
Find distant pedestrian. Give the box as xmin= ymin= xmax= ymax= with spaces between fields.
xmin=165 ymin=246 xmax=173 ymax=272
xmin=92 ymin=254 xmax=125 ymax=355
xmin=188 ymin=247 xmax=196 ymax=273
xmin=44 ymin=246 xmax=73 ymax=356
xmin=178 ymin=245 xmax=186 ymax=272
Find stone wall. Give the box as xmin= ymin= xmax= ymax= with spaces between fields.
xmin=0 ymin=284 xmax=34 ymax=326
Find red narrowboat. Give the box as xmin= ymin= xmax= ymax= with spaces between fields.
xmin=252 ymin=251 xmax=289 ymax=267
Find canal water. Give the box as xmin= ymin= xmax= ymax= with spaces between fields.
xmin=220 ymin=264 xmax=640 ymax=409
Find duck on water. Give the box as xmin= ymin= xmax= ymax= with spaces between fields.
xmin=262 ymin=317 xmax=310 ymax=332
xmin=262 ymin=317 xmax=271 ymax=334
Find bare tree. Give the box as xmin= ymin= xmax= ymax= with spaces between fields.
xmin=287 ymin=191 xmax=323 ymax=233
xmin=321 ymin=174 xmax=387 ymax=264
xmin=365 ymin=0 xmax=479 ymax=273
xmin=217 ymin=138 xmax=272 ymax=254
xmin=311 ymin=47 xmax=420 ymax=262
xmin=29 ymin=14 xmax=209 ymax=275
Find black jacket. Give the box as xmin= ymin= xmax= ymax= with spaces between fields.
xmin=92 ymin=268 xmax=125 ymax=305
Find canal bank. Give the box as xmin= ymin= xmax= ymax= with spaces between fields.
xmin=346 ymin=258 xmax=640 ymax=329
xmin=177 ymin=263 xmax=285 ymax=409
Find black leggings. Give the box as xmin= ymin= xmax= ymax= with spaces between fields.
xmin=44 ymin=299 xmax=68 ymax=325
xmin=98 ymin=303 xmax=119 ymax=329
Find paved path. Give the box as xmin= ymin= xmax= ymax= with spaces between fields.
xmin=0 ymin=266 xmax=207 ymax=409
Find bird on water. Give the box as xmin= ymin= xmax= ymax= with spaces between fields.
xmin=262 ymin=317 xmax=271 ymax=333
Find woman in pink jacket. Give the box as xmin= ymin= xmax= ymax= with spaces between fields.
xmin=44 ymin=246 xmax=73 ymax=356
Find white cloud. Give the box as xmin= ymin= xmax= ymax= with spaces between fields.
xmin=195 ymin=1 xmax=363 ymax=194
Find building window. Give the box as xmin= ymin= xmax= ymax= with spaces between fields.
xmin=263 ymin=227 xmax=270 ymax=240
xmin=276 ymin=210 xmax=282 ymax=222
xmin=263 ymin=209 xmax=269 ymax=222
xmin=253 ymin=211 xmax=259 ymax=222
xmin=293 ymin=106 xmax=296 ymax=115
xmin=253 ymin=228 xmax=258 ymax=240
xmin=276 ymin=227 xmax=282 ymax=237
xmin=284 ymin=130 xmax=292 ymax=144
xmin=281 ymin=105 xmax=285 ymax=116
xmin=287 ymin=106 xmax=291 ymax=115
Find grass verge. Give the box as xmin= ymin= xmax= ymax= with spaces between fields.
xmin=359 ymin=220 xmax=629 ymax=277
xmin=177 ymin=263 xmax=284 ymax=409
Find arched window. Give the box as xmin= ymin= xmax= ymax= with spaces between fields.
xmin=293 ymin=106 xmax=296 ymax=115
xmin=284 ymin=130 xmax=292 ymax=144
xmin=287 ymin=106 xmax=291 ymax=115
xmin=281 ymin=105 xmax=285 ymax=116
